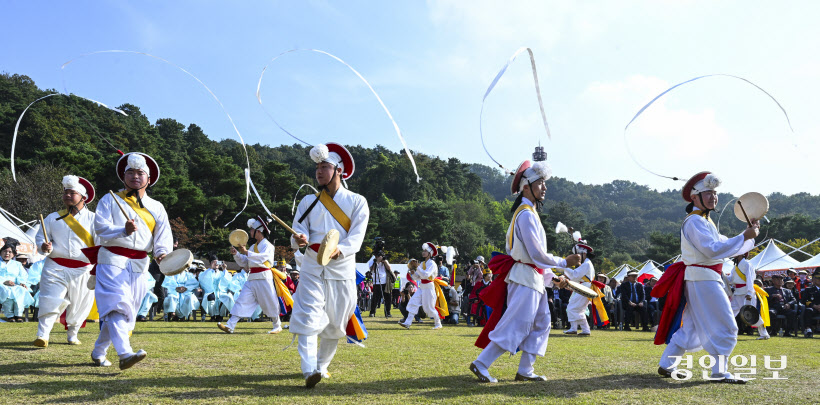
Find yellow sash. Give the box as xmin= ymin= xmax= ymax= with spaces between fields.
xmin=317 ymin=190 xmax=351 ymax=232
xmin=507 ymin=204 xmax=536 ymax=249
xmin=433 ymin=278 xmax=450 ymax=318
xmin=753 ymin=284 xmax=771 ymax=327
xmin=582 ymin=275 xmax=610 ymax=324
xmin=688 ymin=209 xmax=716 ymax=228
xmin=57 ymin=210 xmax=94 ymax=247
xmin=115 ymin=191 xmax=156 ymax=234
xmin=255 ymin=244 xmax=294 ymax=308
xmin=734 ymin=265 xmax=747 ymax=282
xmin=254 ymin=243 xmax=273 ymax=269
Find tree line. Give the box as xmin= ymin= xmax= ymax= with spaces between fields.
xmin=2 ymin=72 xmax=820 ymax=270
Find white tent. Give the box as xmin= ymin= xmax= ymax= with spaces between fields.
xmin=797 ymin=254 xmax=820 ymax=270
xmin=637 ymin=261 xmax=663 ymax=281
xmin=611 ymin=264 xmax=635 ymax=282
xmin=0 ymin=207 xmax=39 ymax=256
xmin=749 ymin=240 xmax=801 ymax=273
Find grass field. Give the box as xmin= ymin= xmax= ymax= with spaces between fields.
xmin=0 ymin=316 xmax=817 ymax=404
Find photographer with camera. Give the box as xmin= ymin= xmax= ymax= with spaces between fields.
xmin=368 ymin=238 xmax=395 ymax=318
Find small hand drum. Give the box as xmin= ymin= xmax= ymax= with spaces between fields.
xmin=566 ymin=280 xmax=598 ymax=299
xmin=316 ymin=229 xmax=340 ymax=266
xmin=739 ymin=304 xmax=760 ymax=326
xmin=160 ymin=249 xmax=194 ymax=276
xmin=229 ymin=229 xmax=249 ymax=247
xmin=735 ymin=192 xmax=769 ymax=223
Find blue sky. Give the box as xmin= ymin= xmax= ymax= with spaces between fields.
xmin=1 ymin=1 xmax=818 ymax=196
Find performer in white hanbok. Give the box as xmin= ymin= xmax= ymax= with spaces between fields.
xmin=563 ymin=240 xmax=596 ymax=336
xmin=89 ymin=152 xmax=173 ymax=369
xmin=218 ymin=216 xmax=282 ymax=334
xmin=654 ymin=172 xmax=759 ymax=384
xmin=729 ymin=253 xmax=770 ymax=339
xmin=33 ymin=175 xmax=99 ymax=347
xmin=228 ymin=267 xmax=263 ymax=321
xmin=399 ymin=243 xmax=444 ymax=330
xmin=0 ymin=244 xmax=34 ymax=322
xmin=290 ymin=143 xmax=369 ymax=388
xmin=162 ymin=266 xmax=200 ymax=320
xmin=470 ymin=159 xmax=579 ymax=383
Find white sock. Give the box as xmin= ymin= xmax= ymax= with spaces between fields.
xmin=475 ymin=342 xmax=506 ymax=371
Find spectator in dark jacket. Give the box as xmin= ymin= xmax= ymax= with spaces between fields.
xmin=618 ymin=270 xmax=648 ymax=331
xmin=766 ymin=274 xmax=798 ymax=336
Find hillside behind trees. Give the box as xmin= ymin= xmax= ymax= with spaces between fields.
xmin=2 ymin=72 xmax=819 ymax=270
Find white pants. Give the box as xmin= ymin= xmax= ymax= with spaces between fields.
xmin=403 ymin=287 xmax=438 ymax=323
xmin=566 ymin=291 xmax=590 ymax=333
xmin=164 ymin=292 xmax=200 ymax=319
xmin=731 ymin=294 xmax=767 ymax=335
xmin=93 ymin=262 xmax=147 ymax=360
xmin=36 ymin=266 xmax=94 ymax=340
xmin=659 ymin=280 xmax=738 ymax=378
xmin=289 ymin=272 xmax=356 ymax=374
xmin=475 ymin=282 xmax=550 ymax=374
xmin=487 ymin=282 xmax=551 ymax=355
xmin=226 ymin=278 xmax=280 ymax=330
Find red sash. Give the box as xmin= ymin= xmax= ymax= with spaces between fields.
xmin=421 ymin=279 xmax=433 ymax=284
xmin=475 ymin=254 xmax=544 ymax=349
xmin=652 ymin=262 xmax=722 ymax=345
xmin=309 ymin=244 xmax=320 ymax=252
xmin=51 ymin=257 xmax=91 ymax=268
xmin=80 ymin=246 xmax=148 ymax=263
xmin=735 ymin=284 xmax=746 ymax=288
xmin=250 ymin=267 xmax=270 ymax=274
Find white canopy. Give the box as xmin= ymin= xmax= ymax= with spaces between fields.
xmin=749 ymin=240 xmax=801 ymax=272
xmin=611 ymin=264 xmax=635 ymax=282
xmin=797 ymin=253 xmax=820 ymax=270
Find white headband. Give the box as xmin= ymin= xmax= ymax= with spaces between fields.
xmin=519 ymin=161 xmax=552 ymax=192
xmin=691 ymin=173 xmax=721 ymax=196
xmin=125 ymin=154 xmax=151 ymax=177
xmin=62 ymin=175 xmax=87 ymax=198
xmin=310 ymin=144 xmax=344 ymax=171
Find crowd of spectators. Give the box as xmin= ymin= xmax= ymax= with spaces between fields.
xmin=4 ymin=233 xmax=819 ymax=340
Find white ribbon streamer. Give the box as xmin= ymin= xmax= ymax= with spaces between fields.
xmin=257 ymin=49 xmax=421 ymax=182
xmin=59 ymin=50 xmax=254 ymax=226
xmin=292 ymin=183 xmax=319 ymax=215
xmin=623 ymin=74 xmax=795 ymax=181
xmin=480 ymin=47 xmax=551 ymax=175
xmin=11 ymin=93 xmax=127 ymax=182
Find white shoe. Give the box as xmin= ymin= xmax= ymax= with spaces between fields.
xmin=432 ymin=323 xmax=442 ymax=330
xmin=469 ymin=362 xmax=498 ymax=383
xmin=321 ymin=371 xmax=331 ymax=379
xmin=756 ymin=335 xmax=770 ymax=340
xmin=268 ymin=326 xmax=283 ymax=334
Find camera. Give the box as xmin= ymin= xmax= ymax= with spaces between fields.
xmin=373 ymin=237 xmax=385 ymax=253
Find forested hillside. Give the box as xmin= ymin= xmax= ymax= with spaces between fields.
xmin=2 ymin=72 xmax=819 ymax=269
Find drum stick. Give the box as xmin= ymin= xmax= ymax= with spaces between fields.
xmin=269 ymin=213 xmax=299 ymax=236
xmin=108 ymin=191 xmax=130 ymax=220
xmin=737 ymin=200 xmax=753 ymax=227
xmin=38 ymin=214 xmax=49 ymax=245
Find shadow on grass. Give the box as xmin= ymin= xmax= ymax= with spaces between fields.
xmin=0 ymin=362 xmax=709 ymax=403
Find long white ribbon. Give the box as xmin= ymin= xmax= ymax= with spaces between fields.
xmin=292 ymin=183 xmax=319 ymax=215
xmin=11 ymin=93 xmax=127 ymax=182
xmin=623 ymin=74 xmax=795 ymax=181
xmin=59 ymin=50 xmax=253 ymax=226
xmin=257 ymin=49 xmax=421 ymax=182
xmin=480 ymin=47 xmax=551 ymax=175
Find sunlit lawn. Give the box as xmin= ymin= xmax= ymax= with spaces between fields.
xmin=0 ymin=316 xmax=817 ymax=404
